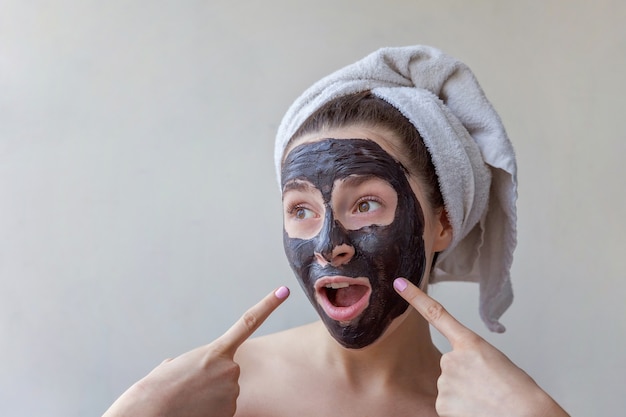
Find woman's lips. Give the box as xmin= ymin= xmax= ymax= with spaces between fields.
xmin=314 ymin=276 xmax=371 ymax=323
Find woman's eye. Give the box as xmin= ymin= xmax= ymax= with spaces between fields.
xmin=294 ymin=207 xmax=316 ymax=220
xmin=356 ymin=200 xmax=381 ymax=213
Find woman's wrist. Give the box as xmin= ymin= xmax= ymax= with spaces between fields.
xmin=524 ymin=388 xmax=569 ymax=417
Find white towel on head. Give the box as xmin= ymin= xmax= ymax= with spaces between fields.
xmin=274 ymin=45 xmax=517 ymax=333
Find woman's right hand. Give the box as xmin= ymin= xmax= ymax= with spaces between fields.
xmin=102 ymin=286 xmax=290 ymax=417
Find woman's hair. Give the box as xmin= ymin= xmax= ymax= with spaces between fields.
xmin=289 ymin=91 xmax=444 ymax=211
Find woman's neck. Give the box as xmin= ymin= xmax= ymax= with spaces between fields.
xmin=314 ymin=308 xmax=442 ymax=390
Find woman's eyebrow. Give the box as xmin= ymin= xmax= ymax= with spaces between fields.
xmin=282 ymin=179 xmax=318 ymax=193
xmin=339 ymin=174 xmax=382 ymax=188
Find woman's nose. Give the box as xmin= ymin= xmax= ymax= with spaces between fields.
xmin=314 ymin=213 xmax=355 ymax=267
xmin=314 ymin=243 xmax=355 ymax=267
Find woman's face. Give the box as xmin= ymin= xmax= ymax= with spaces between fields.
xmin=281 ymin=126 xmax=447 ymax=349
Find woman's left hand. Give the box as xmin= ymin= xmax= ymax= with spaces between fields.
xmin=393 ymin=278 xmax=570 ymax=417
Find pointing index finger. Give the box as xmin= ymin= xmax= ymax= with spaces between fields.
xmin=393 ymin=278 xmax=476 ymax=348
xmin=213 ymin=286 xmax=290 ymax=357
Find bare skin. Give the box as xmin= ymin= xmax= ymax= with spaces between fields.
xmin=234 ymin=308 xmax=442 ymax=417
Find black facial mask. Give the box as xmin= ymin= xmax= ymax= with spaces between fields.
xmin=281 ymin=138 xmax=426 ymax=349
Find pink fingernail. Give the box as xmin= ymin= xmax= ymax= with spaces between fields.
xmin=274 ymin=286 xmax=290 ymax=299
xmin=393 ymin=278 xmax=408 ymax=292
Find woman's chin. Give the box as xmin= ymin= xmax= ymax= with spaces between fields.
xmin=321 ymin=304 xmax=413 ymax=351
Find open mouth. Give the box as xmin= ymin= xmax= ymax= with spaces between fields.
xmin=314 ymin=276 xmax=371 ymax=323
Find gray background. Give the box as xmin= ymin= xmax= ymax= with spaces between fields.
xmin=1 ymin=1 xmax=624 ymax=415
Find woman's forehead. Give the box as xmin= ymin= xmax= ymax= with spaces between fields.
xmin=284 ymin=125 xmax=401 ymax=161
xmin=281 ymin=138 xmax=411 ymax=200
xmin=283 ymin=174 xmax=391 ymax=195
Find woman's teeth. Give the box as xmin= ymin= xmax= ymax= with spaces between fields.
xmin=325 ymin=282 xmax=349 ymax=289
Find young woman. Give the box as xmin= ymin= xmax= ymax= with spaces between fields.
xmin=103 ymin=46 xmax=569 ymax=417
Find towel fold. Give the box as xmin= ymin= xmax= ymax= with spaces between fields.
xmin=275 ymin=45 xmax=517 ymax=332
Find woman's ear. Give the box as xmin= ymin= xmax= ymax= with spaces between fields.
xmin=432 ymin=208 xmax=453 ymax=252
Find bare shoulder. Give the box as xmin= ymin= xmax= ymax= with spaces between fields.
xmin=235 ymin=321 xmax=321 ymax=367
xmin=234 ymin=322 xmax=323 ymax=417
